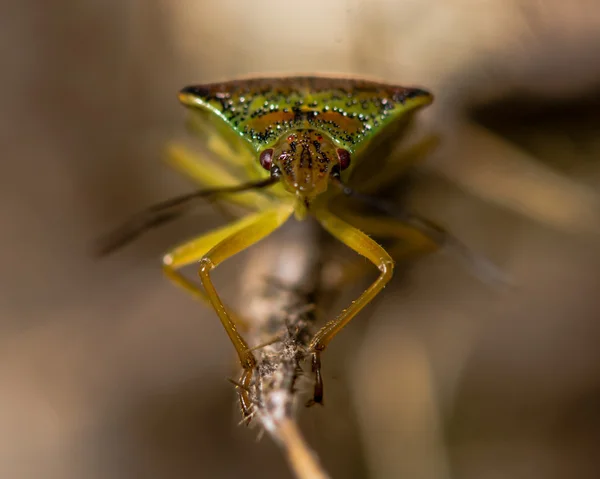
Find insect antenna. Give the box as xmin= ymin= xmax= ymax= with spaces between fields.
xmin=95 ymin=177 xmax=278 ymax=256
xmin=331 ymin=178 xmax=509 ymax=286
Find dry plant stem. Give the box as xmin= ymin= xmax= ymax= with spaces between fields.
xmin=278 ymin=419 xmax=331 ymax=479
xmin=240 ymin=218 xmax=331 ymax=479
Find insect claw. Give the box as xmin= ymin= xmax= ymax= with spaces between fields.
xmin=238 ymin=410 xmax=257 ymax=427
xmin=305 ymin=351 xmax=324 ymax=407
xmin=227 ymin=377 xmax=250 ymax=392
xmin=228 ymin=377 xmax=257 ymax=421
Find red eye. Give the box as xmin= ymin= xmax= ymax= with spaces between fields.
xmin=259 ymin=149 xmax=273 ymax=170
xmin=337 ymin=148 xmax=351 ymax=170
xmin=287 ymin=134 xmax=295 ymax=142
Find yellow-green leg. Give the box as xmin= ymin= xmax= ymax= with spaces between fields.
xmin=162 ymin=210 xmax=270 ymax=310
xmin=185 ymin=113 xmax=254 ymax=170
xmin=165 ymin=143 xmax=271 ymax=211
xmin=164 ymin=204 xmax=294 ymax=415
xmin=196 ymin=204 xmax=293 ymax=364
xmin=351 ymin=135 xmax=439 ymax=194
xmin=307 ymin=208 xmax=395 ymax=405
xmin=338 ymin=211 xmax=439 ymax=256
xmin=323 ymin=211 xmax=440 ymax=291
xmin=338 ymin=209 xmax=505 ymax=286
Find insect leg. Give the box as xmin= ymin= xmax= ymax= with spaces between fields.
xmin=352 ymin=135 xmax=439 ymax=194
xmin=194 ymin=204 xmax=294 ymax=414
xmin=308 ymin=208 xmax=395 ymax=404
xmin=316 ymin=212 xmax=439 ymax=299
xmin=166 ymin=143 xmax=271 ymax=211
xmin=336 ymin=211 xmax=439 ymax=258
xmin=305 ymin=351 xmax=324 ymax=407
xmin=185 ymin=113 xmax=258 ymax=173
xmin=195 ymin=203 xmax=294 ymax=362
xmin=162 ymin=210 xmax=271 ymax=322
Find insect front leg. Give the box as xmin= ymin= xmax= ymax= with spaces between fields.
xmin=163 ymin=207 xmax=290 ymax=417
xmin=192 ymin=204 xmax=294 ymax=416
xmin=307 ymin=208 xmax=395 ymax=405
xmin=162 ymin=211 xmax=272 ymax=328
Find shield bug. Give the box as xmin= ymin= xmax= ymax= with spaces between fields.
xmin=99 ymin=76 xmax=450 ymax=415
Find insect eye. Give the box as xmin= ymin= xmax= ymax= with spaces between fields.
xmin=259 ymin=148 xmax=274 ymax=170
xmin=336 ymin=149 xmax=351 ymax=170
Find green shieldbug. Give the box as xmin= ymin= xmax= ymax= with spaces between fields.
xmin=99 ymin=75 xmax=447 ymax=416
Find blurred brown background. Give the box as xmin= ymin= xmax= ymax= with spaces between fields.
xmin=2 ymin=1 xmax=600 ymax=478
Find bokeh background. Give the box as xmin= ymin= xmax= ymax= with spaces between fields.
xmin=2 ymin=1 xmax=600 ymax=478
